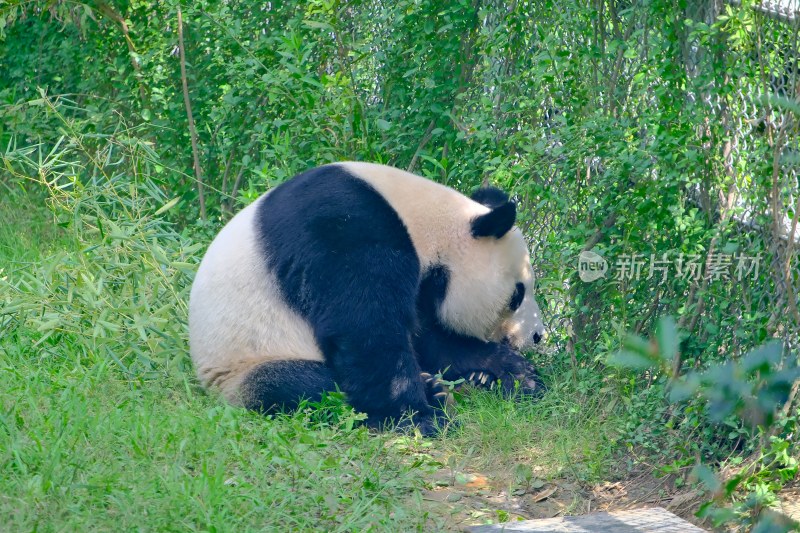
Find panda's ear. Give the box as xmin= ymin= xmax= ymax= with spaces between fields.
xmin=471 ymin=186 xmax=510 ymax=209
xmin=471 ymin=201 xmax=516 ymax=239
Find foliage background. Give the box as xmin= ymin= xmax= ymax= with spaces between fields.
xmin=1 ymin=0 xmax=799 ymax=530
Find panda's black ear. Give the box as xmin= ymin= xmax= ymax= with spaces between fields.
xmin=471 ymin=201 xmax=516 ymax=239
xmin=471 ymin=186 xmax=510 ymax=209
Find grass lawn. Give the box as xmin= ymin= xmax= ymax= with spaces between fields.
xmin=0 ymin=185 xmax=617 ymax=532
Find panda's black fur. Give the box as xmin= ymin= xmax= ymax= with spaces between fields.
xmin=248 ymin=165 xmax=431 ymax=425
xmin=189 ymin=162 xmax=545 ymax=436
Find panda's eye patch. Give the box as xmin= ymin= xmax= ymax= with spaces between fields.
xmin=509 ymin=282 xmax=525 ymax=311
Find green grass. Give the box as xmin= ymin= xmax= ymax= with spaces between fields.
xmin=0 ymin=182 xmax=71 ymax=261
xmin=440 ymin=382 xmax=617 ymax=484
xmin=0 ymin=182 xmax=618 ymax=531
xmin=0 ymin=186 xmax=439 ymax=531
xmin=0 ymin=347 xmax=430 ymax=531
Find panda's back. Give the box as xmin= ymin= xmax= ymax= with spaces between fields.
xmin=336 ymin=162 xmax=489 ymax=266
xmin=252 ymin=164 xmax=422 ymax=343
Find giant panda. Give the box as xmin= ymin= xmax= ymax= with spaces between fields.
xmin=189 ymin=162 xmax=545 ymax=436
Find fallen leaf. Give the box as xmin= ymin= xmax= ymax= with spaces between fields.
xmin=464 ymin=473 xmax=490 ymax=489
xmin=530 ymin=485 xmax=557 ymax=503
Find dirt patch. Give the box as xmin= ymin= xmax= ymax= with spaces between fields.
xmin=419 ymin=462 xmax=708 ymax=530
xmin=778 ymin=485 xmax=800 ymax=523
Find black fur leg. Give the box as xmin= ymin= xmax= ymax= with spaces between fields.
xmin=360 ymin=373 xmax=453 ymax=437
xmin=328 ymin=336 xmax=434 ymax=427
xmin=414 ymin=264 xmax=545 ymax=403
xmin=414 ymin=409 xmax=452 ymax=437
xmin=239 ymin=360 xmax=337 ymax=413
xmin=414 ymin=312 xmax=545 ymax=402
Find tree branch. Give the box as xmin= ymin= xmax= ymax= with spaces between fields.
xmin=582 ymin=212 xmax=618 ymax=252
xmin=783 ymin=189 xmax=800 ymax=324
xmin=96 ymin=1 xmax=148 ymax=104
xmin=227 ymin=163 xmax=247 ymax=214
xmin=406 ymin=119 xmax=437 ymax=174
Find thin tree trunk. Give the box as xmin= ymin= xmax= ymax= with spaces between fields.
xmin=783 ymin=191 xmax=800 ymax=325
xmin=177 ymin=5 xmax=206 ymax=221
xmin=228 ymin=164 xmax=247 ymax=214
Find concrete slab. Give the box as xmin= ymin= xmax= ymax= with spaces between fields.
xmin=468 ymin=507 xmax=706 ymax=532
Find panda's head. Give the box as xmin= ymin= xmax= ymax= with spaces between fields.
xmin=438 ymin=186 xmax=546 ymax=350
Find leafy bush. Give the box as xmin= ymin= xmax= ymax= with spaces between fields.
xmin=1 ymin=130 xmax=198 ymax=379
xmin=610 ymin=317 xmax=799 ymax=530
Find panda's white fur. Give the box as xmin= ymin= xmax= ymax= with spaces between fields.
xmin=189 ymin=194 xmax=324 ymax=402
xmin=189 ymin=162 xmax=545 ymax=412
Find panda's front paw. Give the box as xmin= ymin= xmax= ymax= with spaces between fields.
xmin=462 ymin=370 xmax=498 ymax=390
xmin=420 ymin=372 xmax=454 ymax=407
xmin=498 ymin=357 xmax=545 ymax=399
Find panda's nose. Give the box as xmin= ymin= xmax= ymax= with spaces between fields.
xmin=532 ymin=331 xmax=544 ymax=344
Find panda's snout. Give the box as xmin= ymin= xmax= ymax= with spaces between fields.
xmin=532 ymin=330 xmax=544 ymax=345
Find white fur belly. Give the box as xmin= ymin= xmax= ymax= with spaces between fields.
xmin=188 ymin=196 xmax=323 ymax=402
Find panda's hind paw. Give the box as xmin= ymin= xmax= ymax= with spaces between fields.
xmin=389 ymin=406 xmax=457 ymax=438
